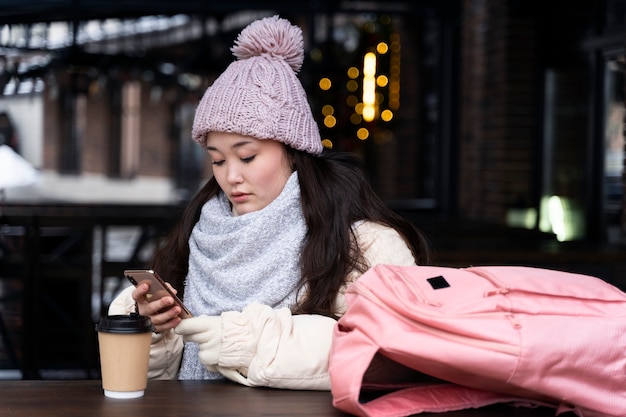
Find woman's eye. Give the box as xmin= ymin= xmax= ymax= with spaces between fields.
xmin=241 ymin=155 xmax=256 ymax=163
xmin=211 ymin=160 xmax=225 ymax=166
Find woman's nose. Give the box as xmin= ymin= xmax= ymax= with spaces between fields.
xmin=226 ymin=163 xmax=243 ymax=184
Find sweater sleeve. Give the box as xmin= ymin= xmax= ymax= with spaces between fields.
xmin=353 ymin=220 xmax=418 ymax=273
xmin=335 ymin=221 xmax=418 ymax=314
xmin=209 ymin=221 xmax=417 ymax=390
xmin=214 ymin=302 xmax=336 ymax=390
xmin=108 ymin=285 xmax=183 ymax=380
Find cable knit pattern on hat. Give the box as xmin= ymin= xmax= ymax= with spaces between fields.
xmin=191 ymin=15 xmax=323 ymax=155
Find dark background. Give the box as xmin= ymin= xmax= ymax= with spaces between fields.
xmin=0 ymin=0 xmax=624 ymax=379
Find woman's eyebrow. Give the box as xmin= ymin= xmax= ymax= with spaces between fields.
xmin=206 ymin=140 xmax=252 ymax=151
xmin=232 ymin=140 xmax=252 ymax=149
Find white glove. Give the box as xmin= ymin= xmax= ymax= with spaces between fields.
xmin=174 ymin=315 xmax=223 ymax=367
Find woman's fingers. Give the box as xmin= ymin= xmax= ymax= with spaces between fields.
xmin=150 ymin=306 xmax=182 ymax=333
xmin=132 ymin=282 xmax=182 ymax=331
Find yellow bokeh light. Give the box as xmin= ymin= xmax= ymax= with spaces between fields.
xmin=347 ymin=67 xmax=359 ymax=79
xmin=355 ymin=103 xmax=364 ymax=114
xmin=321 ymin=139 xmax=333 ymax=149
xmin=346 ymin=80 xmax=358 ymax=92
xmin=376 ymin=42 xmax=389 ymax=54
xmin=363 ymin=88 xmax=376 ymax=105
xmin=389 ymin=93 xmax=400 ymax=110
xmin=363 ymin=52 xmax=376 ymax=76
xmin=362 ymin=106 xmax=375 ymax=122
xmin=357 ymin=128 xmax=369 ymax=140
xmin=362 ymin=52 xmax=377 ymax=122
xmin=324 ymin=115 xmax=337 ymax=128
xmin=376 ymin=75 xmax=388 ymax=87
xmin=319 ymin=77 xmax=332 ymax=90
xmin=381 ymin=109 xmax=393 ymax=122
xmin=322 ymin=104 xmax=334 ymax=116
xmin=350 ymin=113 xmax=362 ymax=125
xmin=346 ymin=95 xmax=358 ymax=107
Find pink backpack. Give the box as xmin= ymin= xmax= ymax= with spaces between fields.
xmin=329 ymin=265 xmax=626 ymax=417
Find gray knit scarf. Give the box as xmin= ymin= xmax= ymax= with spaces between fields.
xmin=179 ymin=172 xmax=306 ymax=380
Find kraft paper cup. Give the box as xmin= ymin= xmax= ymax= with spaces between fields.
xmin=97 ymin=314 xmax=152 ymax=399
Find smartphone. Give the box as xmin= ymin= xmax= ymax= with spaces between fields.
xmin=124 ymin=269 xmax=193 ymax=319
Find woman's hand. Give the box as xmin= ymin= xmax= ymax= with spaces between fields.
xmin=132 ymin=282 xmax=182 ymax=333
xmin=175 ymin=315 xmax=223 ymax=368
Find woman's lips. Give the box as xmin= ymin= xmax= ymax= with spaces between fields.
xmin=230 ymin=192 xmax=249 ymax=203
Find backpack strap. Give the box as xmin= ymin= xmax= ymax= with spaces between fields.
xmin=351 ymin=382 xmax=542 ymax=417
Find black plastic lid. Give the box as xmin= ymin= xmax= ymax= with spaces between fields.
xmin=96 ymin=314 xmax=153 ymax=334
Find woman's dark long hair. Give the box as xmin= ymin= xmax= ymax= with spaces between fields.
xmin=148 ymin=148 xmax=430 ymax=318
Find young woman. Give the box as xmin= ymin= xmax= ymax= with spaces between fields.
xmin=109 ymin=15 xmax=430 ymax=390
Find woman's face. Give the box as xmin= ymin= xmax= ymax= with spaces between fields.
xmin=205 ymin=132 xmax=293 ymax=216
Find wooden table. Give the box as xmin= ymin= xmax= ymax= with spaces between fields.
xmin=0 ymin=380 xmax=567 ymax=417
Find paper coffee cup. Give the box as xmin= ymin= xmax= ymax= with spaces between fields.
xmin=97 ymin=314 xmax=153 ymax=399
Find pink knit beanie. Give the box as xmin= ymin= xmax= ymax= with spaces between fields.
xmin=191 ymin=15 xmax=323 ymax=155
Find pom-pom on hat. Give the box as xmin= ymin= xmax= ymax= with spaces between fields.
xmin=191 ymin=15 xmax=323 ymax=155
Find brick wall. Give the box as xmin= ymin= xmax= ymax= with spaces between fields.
xmin=459 ymin=0 xmax=539 ymax=223
xmin=42 ymin=76 xmax=174 ymax=179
